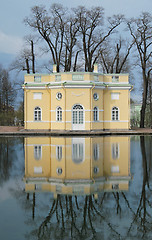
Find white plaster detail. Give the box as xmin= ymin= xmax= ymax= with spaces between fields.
xmin=72 ymin=92 xmax=85 ymax=97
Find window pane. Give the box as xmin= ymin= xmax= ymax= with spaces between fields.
xmin=93 ymin=144 xmax=99 ymax=160
xmin=73 ymin=105 xmax=84 ymax=125
xmin=79 ymin=111 xmax=83 ymax=124
xmin=34 ymin=107 xmax=41 ymax=121
xmin=34 ymin=145 xmax=42 ymax=160
xmin=72 ymin=143 xmax=83 ymax=163
xmin=56 ymin=107 xmax=62 ymax=121
xmin=56 ymin=146 xmax=62 ymax=160
xmin=112 ymin=107 xmax=119 ymax=121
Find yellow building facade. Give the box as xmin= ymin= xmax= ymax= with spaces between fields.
xmin=24 ymin=136 xmax=131 ymax=196
xmin=23 ymin=65 xmax=132 ymax=130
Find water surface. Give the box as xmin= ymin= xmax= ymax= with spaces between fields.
xmin=0 ymin=135 xmax=152 ymax=240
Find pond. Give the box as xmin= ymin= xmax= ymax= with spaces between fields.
xmin=0 ymin=135 xmax=152 ymax=240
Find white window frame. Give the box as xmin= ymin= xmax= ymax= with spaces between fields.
xmin=56 ymin=145 xmax=62 ymax=161
xmin=72 ymin=104 xmax=84 ymax=124
xmin=56 ymin=92 xmax=62 ymax=100
xmin=111 ymin=107 xmax=119 ymax=121
xmin=34 ymin=145 xmax=42 ymax=160
xmin=93 ymin=143 xmax=99 ymax=160
xmin=112 ymin=143 xmax=119 ymax=159
xmin=34 ymin=107 xmax=42 ymax=121
xmin=93 ymin=93 xmax=99 ymax=101
xmin=93 ymin=107 xmax=99 ymax=121
xmin=56 ymin=107 xmax=62 ymax=121
xmin=94 ymin=166 xmax=99 ymax=174
xmin=56 ymin=168 xmax=62 ymax=175
xmin=72 ymin=138 xmax=85 ymax=164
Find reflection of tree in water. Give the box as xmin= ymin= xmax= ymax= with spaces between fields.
xmin=23 ymin=193 xmax=122 ymax=240
xmin=0 ymin=137 xmax=24 ymax=186
xmin=122 ymin=136 xmax=152 ymax=239
xmin=24 ymin=137 xmax=152 ymax=240
xmin=9 ymin=136 xmax=152 ymax=240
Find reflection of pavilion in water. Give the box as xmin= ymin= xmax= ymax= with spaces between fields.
xmin=24 ymin=136 xmax=131 ymax=196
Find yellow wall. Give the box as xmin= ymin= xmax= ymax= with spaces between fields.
xmin=103 ymin=89 xmax=129 ymax=129
xmin=24 ymin=136 xmax=131 ymax=195
xmin=24 ymin=72 xmax=131 ymax=130
xmin=24 ymin=89 xmax=51 ymax=129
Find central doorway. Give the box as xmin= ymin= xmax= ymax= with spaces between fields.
xmin=72 ymin=104 xmax=85 ymax=130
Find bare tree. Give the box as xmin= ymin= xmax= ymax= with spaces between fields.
xmin=24 ymin=4 xmax=124 ymax=73
xmin=99 ymin=37 xmax=134 ymax=73
xmin=10 ymin=35 xmax=37 ymax=74
xmin=73 ymin=6 xmax=124 ymax=72
xmin=127 ymin=12 xmax=152 ymax=128
xmin=62 ymin=14 xmax=80 ymax=71
xmin=24 ymin=4 xmax=66 ymax=72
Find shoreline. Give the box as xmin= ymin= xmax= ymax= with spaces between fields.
xmin=0 ymin=126 xmax=152 ymax=136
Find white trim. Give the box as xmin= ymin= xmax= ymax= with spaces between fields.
xmin=24 ymin=81 xmax=129 ymax=85
xmin=104 ymin=120 xmax=129 ymax=123
xmin=107 ymin=87 xmax=131 ymax=90
xmin=105 ymin=82 xmax=129 ymax=84
xmin=25 ymin=87 xmax=46 ymax=90
xmin=25 ymin=120 xmax=129 ymax=123
xmin=24 ymin=84 xmax=131 ymax=90
xmin=50 ymin=109 xmax=104 ymax=112
xmin=26 ymin=120 xmax=51 ymax=123
xmin=26 ymin=144 xmax=51 ymax=147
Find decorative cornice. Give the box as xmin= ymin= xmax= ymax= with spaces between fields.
xmin=22 ymin=81 xmax=132 ymax=90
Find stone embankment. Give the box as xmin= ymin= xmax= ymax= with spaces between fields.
xmin=0 ymin=126 xmax=152 ymax=136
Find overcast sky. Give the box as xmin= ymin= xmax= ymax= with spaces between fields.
xmin=1 ymin=0 xmax=152 ymax=66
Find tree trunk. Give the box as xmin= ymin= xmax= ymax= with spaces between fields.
xmin=26 ymin=59 xmax=30 ymax=74
xmin=140 ymin=76 xmax=148 ymax=128
xmin=31 ymin=40 xmax=35 ymax=74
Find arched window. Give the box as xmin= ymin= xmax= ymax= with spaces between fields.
xmin=93 ymin=143 xmax=99 ymax=160
xmin=112 ymin=107 xmax=119 ymax=121
xmin=72 ymin=143 xmax=84 ymax=164
xmin=34 ymin=107 xmax=41 ymax=121
xmin=112 ymin=143 xmax=119 ymax=159
xmin=93 ymin=107 xmax=99 ymax=121
xmin=72 ymin=104 xmax=84 ymax=124
xmin=34 ymin=145 xmax=42 ymax=160
xmin=56 ymin=107 xmax=62 ymax=121
xmin=56 ymin=146 xmax=62 ymax=160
